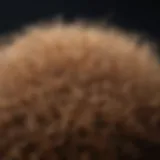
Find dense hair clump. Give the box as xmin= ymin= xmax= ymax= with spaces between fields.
xmin=0 ymin=22 xmax=160 ymax=159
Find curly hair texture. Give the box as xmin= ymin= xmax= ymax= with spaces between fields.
xmin=0 ymin=22 xmax=160 ymax=160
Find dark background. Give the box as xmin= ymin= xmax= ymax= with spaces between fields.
xmin=0 ymin=1 xmax=159 ymax=42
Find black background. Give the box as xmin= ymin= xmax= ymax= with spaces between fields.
xmin=0 ymin=0 xmax=159 ymax=42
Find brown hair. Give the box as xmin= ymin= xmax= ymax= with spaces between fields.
xmin=0 ymin=22 xmax=160 ymax=160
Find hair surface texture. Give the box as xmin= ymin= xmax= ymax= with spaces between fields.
xmin=0 ymin=22 xmax=160 ymax=160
